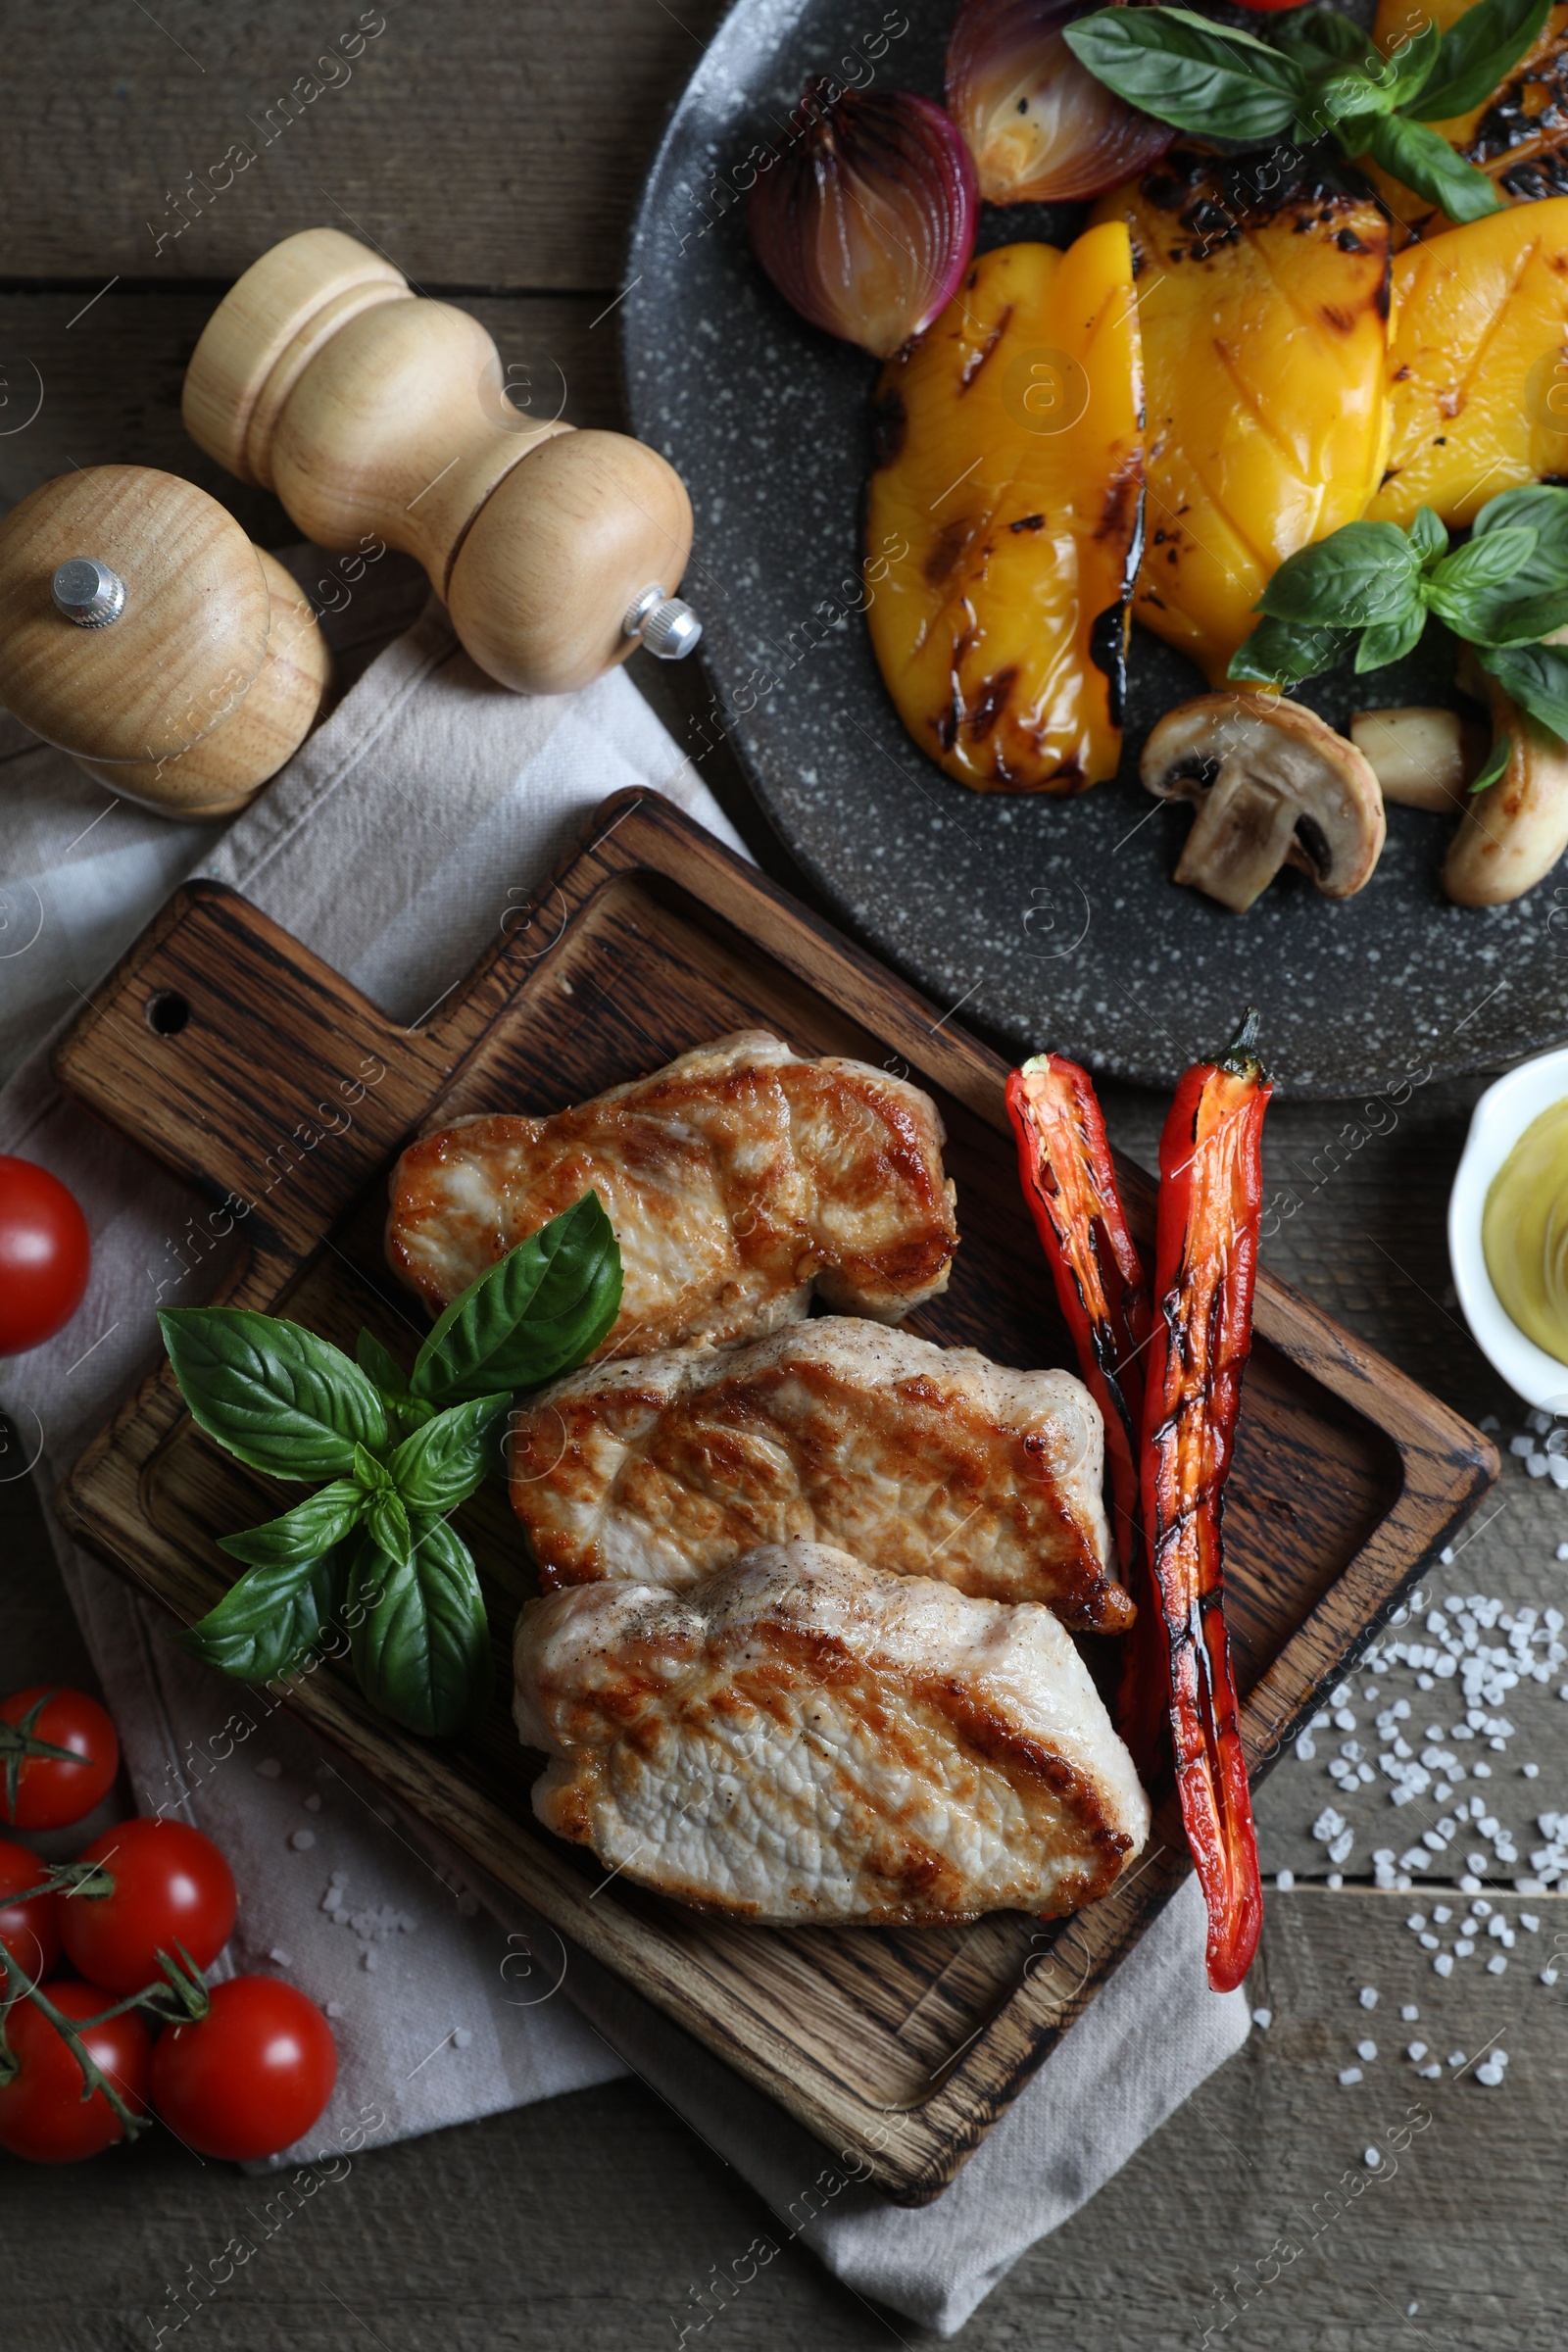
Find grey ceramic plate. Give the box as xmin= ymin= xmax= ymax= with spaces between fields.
xmin=623 ymin=0 xmax=1563 ymax=1094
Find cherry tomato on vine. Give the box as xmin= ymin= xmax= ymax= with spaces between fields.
xmin=0 ymin=1686 xmax=119 ymax=1830
xmin=151 ymin=1976 xmax=337 ymax=2160
xmin=0 ymin=1978 xmax=151 ymax=2163
xmin=0 ymin=1156 xmax=91 ymax=1355
xmin=61 ymin=1818 xmax=236 ymax=1996
xmin=0 ymin=1837 xmax=60 ymax=1984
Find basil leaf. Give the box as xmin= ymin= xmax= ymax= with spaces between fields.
xmin=356 ymin=1327 xmax=408 ymax=1397
xmin=1475 ymin=585 xmax=1568 ymax=644
xmin=1426 ymin=524 xmax=1542 ymax=626
xmin=1368 ymin=114 xmax=1501 ymax=220
xmin=1409 ymin=0 xmax=1551 ymax=119
xmin=1274 ymin=10 xmax=1366 ymax=67
xmin=1478 ymin=642 xmax=1568 ymax=739
xmin=1469 ymin=732 xmax=1512 ymax=792
xmin=181 ymin=1547 xmax=349 ymax=1682
xmin=218 ymin=1481 xmax=366 ymax=1568
xmin=367 ymin=1486 xmax=413 ymax=1568
xmin=1408 ymin=506 xmax=1448 ymax=565
xmin=160 ymin=1308 xmax=388 ymax=1481
xmin=1355 ymin=607 xmax=1429 ymax=671
xmin=1228 ymin=615 xmax=1349 ymax=687
xmin=410 ymin=1192 xmax=622 ymax=1403
xmin=1475 ymin=483 xmax=1568 ymax=561
xmin=1259 ymin=523 xmax=1420 ymax=627
xmin=349 ymin=1521 xmax=492 ymax=1737
xmin=1457 ymin=485 xmax=1568 ymax=639
xmin=389 ymin=1393 xmax=512 ymax=1513
xmin=1315 ymin=68 xmax=1399 ymax=128
xmin=1062 ymin=8 xmax=1305 ymax=142
xmin=1378 ymin=16 xmax=1445 ymax=108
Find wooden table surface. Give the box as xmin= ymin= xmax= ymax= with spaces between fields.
xmin=2 ymin=7 xmax=1565 ymax=2346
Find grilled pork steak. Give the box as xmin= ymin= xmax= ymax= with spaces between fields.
xmin=512 ymin=1318 xmax=1131 ymax=1632
xmin=387 ymin=1031 xmax=958 ymax=1358
xmin=514 ymin=1541 xmax=1150 ymax=1926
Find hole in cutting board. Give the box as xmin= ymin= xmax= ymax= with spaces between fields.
xmin=145 ymin=989 xmax=190 ymax=1037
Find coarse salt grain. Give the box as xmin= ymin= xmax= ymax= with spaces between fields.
xmin=1359 ymin=1986 xmax=1378 ymax=2009
xmin=1338 ymin=2067 xmax=1363 ymax=2085
xmin=290 ymin=1830 xmax=316 ymax=1851
xmin=1401 ymin=2004 xmax=1419 ymax=2021
xmin=1364 ymin=2146 xmax=1383 ymax=2169
xmin=1408 ymin=2041 xmax=1428 ymax=2061
xmin=1251 ymin=2007 xmax=1272 ymax=2029
xmin=1276 ymin=1870 xmax=1295 ymax=1890
xmin=1357 ymin=2039 xmax=1378 ymax=2061
xmin=1434 ymin=1954 xmax=1454 ymax=1976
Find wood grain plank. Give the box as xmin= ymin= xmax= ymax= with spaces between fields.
xmin=49 ymin=792 xmax=1498 ymax=2199
xmin=0 ymin=289 xmax=625 ymax=538
xmin=0 ymin=0 xmax=731 ymax=284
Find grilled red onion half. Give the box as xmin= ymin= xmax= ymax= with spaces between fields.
xmin=946 ymin=0 xmax=1174 ymax=204
xmin=747 ymin=81 xmax=978 ymax=360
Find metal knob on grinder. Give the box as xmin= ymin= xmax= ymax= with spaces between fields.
xmin=0 ymin=466 xmax=333 ymax=819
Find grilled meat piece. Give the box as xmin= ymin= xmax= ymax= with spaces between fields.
xmin=514 ymin=1541 xmax=1151 ymax=1925
xmin=386 ymin=1030 xmax=958 ymax=1357
xmin=511 ymin=1317 xmax=1131 ymax=1633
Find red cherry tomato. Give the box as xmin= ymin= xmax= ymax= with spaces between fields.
xmin=0 ymin=1686 xmax=119 ymax=1830
xmin=0 ymin=1155 xmax=91 ymax=1354
xmin=151 ymin=1976 xmax=337 ymax=2160
xmin=0 ymin=1977 xmax=151 ymax=2162
xmin=60 ymin=1818 xmax=236 ymax=1996
xmin=0 ymin=1837 xmax=60 ymax=1985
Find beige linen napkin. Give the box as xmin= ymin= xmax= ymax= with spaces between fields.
xmin=0 ymin=580 xmax=1248 ymax=2334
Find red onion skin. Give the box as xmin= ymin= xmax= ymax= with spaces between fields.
xmin=946 ymin=0 xmax=1174 ymax=204
xmin=747 ymin=82 xmax=978 ymax=360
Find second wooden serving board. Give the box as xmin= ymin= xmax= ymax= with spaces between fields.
xmin=55 ymin=791 xmax=1496 ymax=2201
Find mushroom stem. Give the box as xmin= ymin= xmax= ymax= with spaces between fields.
xmin=1173 ymin=767 xmax=1300 ymax=913
xmin=1444 ymin=677 xmax=1568 ymax=906
xmin=1348 ymin=707 xmax=1484 ymax=810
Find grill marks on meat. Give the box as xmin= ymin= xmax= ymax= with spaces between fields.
xmin=386 ymin=1031 xmax=958 ymax=1356
xmin=512 ymin=1319 xmax=1132 ymax=1633
xmin=514 ymin=1542 xmax=1151 ymax=1925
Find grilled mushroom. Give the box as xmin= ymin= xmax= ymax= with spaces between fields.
xmin=1444 ymin=670 xmax=1568 ymax=906
xmin=1348 ymin=707 xmax=1487 ymax=811
xmin=1142 ymin=694 xmax=1386 ymax=914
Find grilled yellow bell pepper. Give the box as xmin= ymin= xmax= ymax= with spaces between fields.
xmin=1368 ymin=195 xmax=1568 ymax=525
xmin=864 ymin=227 xmax=1142 ymax=794
xmin=1372 ymin=0 xmax=1568 ymax=240
xmin=1092 ymin=155 xmax=1392 ymax=686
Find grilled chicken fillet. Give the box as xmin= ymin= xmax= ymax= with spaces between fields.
xmin=512 ymin=1318 xmax=1131 ymax=1632
xmin=387 ymin=1031 xmax=958 ymax=1357
xmin=514 ymin=1541 xmax=1151 ymax=1925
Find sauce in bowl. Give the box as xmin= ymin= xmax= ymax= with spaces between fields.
xmin=1483 ymin=1098 xmax=1568 ymax=1365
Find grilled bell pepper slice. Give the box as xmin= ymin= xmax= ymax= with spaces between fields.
xmin=1370 ymin=0 xmax=1568 ymax=241
xmin=1368 ymin=195 xmax=1568 ymax=526
xmin=1005 ymin=1055 xmax=1167 ymax=1778
xmin=1143 ymin=1011 xmax=1271 ymax=1993
xmin=865 ymin=228 xmax=1144 ymax=793
xmin=1092 ymin=153 xmax=1391 ymax=685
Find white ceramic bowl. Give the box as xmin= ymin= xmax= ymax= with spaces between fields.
xmin=1450 ymin=1043 xmax=1568 ymax=1412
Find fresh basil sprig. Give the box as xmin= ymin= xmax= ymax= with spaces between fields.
xmin=1063 ymin=0 xmax=1549 ymax=223
xmin=160 ymin=1190 xmax=622 ymax=1737
xmin=1228 ymin=486 xmax=1568 ymax=776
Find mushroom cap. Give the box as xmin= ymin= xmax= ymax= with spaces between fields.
xmin=1142 ymin=692 xmax=1386 ymax=914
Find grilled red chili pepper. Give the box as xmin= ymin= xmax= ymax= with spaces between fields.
xmin=1006 ymin=1054 xmax=1165 ymax=1774
xmin=1143 ymin=1009 xmax=1271 ymax=1993
xmin=1006 ymin=1055 xmax=1151 ymax=1569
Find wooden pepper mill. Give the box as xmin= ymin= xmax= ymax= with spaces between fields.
xmin=0 ymin=465 xmax=332 ymax=818
xmin=182 ymin=226 xmax=700 ymax=697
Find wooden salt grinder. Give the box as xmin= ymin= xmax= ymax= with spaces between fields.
xmin=182 ymin=226 xmax=701 ymax=697
xmin=0 ymin=465 xmax=332 ymax=819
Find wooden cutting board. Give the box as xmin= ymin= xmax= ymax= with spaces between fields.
xmin=54 ymin=790 xmax=1496 ymax=2203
